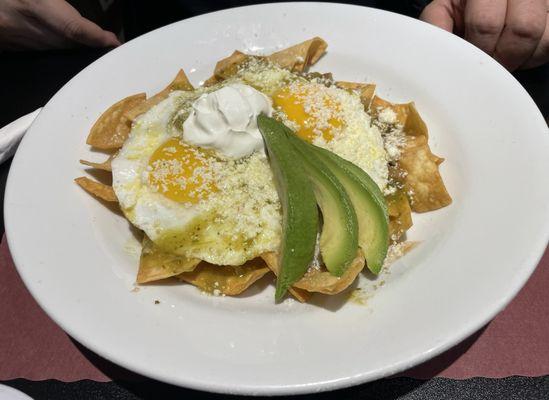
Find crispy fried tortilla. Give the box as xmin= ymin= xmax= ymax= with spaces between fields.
xmin=125 ymin=70 xmax=194 ymax=122
xmin=86 ymin=93 xmax=146 ymax=150
xmin=75 ymin=177 xmax=117 ymax=202
xmin=177 ymin=258 xmax=270 ymax=296
xmin=138 ymin=236 xmax=200 ymax=283
xmin=262 ymin=251 xmax=365 ymax=295
xmin=77 ymin=37 xmax=451 ymax=301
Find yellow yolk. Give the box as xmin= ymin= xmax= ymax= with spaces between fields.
xmin=273 ymin=83 xmax=342 ymax=142
xmin=148 ymin=138 xmax=216 ymax=204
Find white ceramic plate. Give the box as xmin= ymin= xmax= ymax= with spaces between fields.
xmin=5 ymin=2 xmax=549 ymax=395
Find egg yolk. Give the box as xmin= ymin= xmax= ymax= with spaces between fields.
xmin=148 ymin=138 xmax=216 ymax=204
xmin=273 ymin=83 xmax=342 ymax=142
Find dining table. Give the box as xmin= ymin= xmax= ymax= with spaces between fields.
xmin=0 ymin=44 xmax=548 ymax=399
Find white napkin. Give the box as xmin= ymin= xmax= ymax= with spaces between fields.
xmin=0 ymin=108 xmax=41 ymax=164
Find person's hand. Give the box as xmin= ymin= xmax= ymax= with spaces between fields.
xmin=420 ymin=0 xmax=549 ymax=70
xmin=0 ymin=0 xmax=121 ymax=50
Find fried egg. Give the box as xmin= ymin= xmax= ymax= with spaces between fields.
xmin=271 ymin=81 xmax=388 ymax=189
xmin=112 ymin=61 xmax=388 ymax=267
xmin=112 ymin=91 xmax=281 ymax=266
xmin=239 ymin=60 xmax=388 ymax=189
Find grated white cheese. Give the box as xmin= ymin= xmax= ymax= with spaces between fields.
xmin=383 ymin=242 xmax=406 ymax=269
xmin=378 ymin=108 xmax=397 ymax=124
xmin=308 ymin=84 xmax=388 ymax=190
xmin=373 ymin=107 xmax=406 ymax=164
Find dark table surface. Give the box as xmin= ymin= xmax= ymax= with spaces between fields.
xmin=1 ymin=41 xmax=548 ymax=400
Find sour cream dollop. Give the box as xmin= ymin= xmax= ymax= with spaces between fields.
xmin=182 ymin=83 xmax=273 ymax=158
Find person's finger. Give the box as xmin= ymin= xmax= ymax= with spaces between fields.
xmin=30 ymin=0 xmax=120 ymax=47
xmin=464 ymin=0 xmax=507 ymax=56
xmin=521 ymin=15 xmax=549 ymax=69
xmin=20 ymin=20 xmax=74 ymax=49
xmin=494 ymin=0 xmax=546 ymax=70
xmin=420 ymin=0 xmax=455 ymax=32
xmin=0 ymin=9 xmax=70 ymax=50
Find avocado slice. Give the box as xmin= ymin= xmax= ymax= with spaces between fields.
xmin=287 ymin=134 xmax=359 ymax=277
xmin=257 ymin=115 xmax=319 ymax=301
xmin=311 ymin=145 xmax=389 ymax=274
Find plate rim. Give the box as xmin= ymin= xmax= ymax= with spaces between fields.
xmin=5 ymin=2 xmax=549 ymax=395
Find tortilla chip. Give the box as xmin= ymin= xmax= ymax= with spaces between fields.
xmin=202 ymin=75 xmax=220 ymax=87
xmin=75 ymin=177 xmax=117 ymax=202
xmin=399 ymin=241 xmax=419 ymax=255
xmin=86 ymin=93 xmax=146 ymax=149
xmin=177 ymin=258 xmax=270 ymax=296
xmin=125 ymin=69 xmax=194 ymax=121
xmin=261 ymin=251 xmax=365 ymax=295
xmin=79 ymin=153 xmax=115 ymax=172
xmin=169 ymin=69 xmax=194 ymax=91
xmin=286 ymin=286 xmax=311 ymax=303
xmin=294 ymin=252 xmax=365 ymax=294
xmin=370 ymin=96 xmax=406 ymax=125
xmin=258 ymin=254 xmax=311 ymax=302
xmin=371 ymin=95 xmax=450 ymax=214
xmin=384 ymin=241 xmax=420 ymax=268
xmin=336 ymin=82 xmax=376 ymax=109
xmin=204 ymin=37 xmax=328 ymax=85
xmin=386 ymin=189 xmax=413 ymax=241
xmin=403 ymin=102 xmax=429 ymax=138
xmin=267 ymin=37 xmax=328 ymax=72
xmin=211 ymin=50 xmax=250 ymax=82
xmin=370 ymin=96 xmax=428 ymax=139
xmin=399 ymin=136 xmax=452 ymax=212
xmin=137 ymin=236 xmax=200 ymax=283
